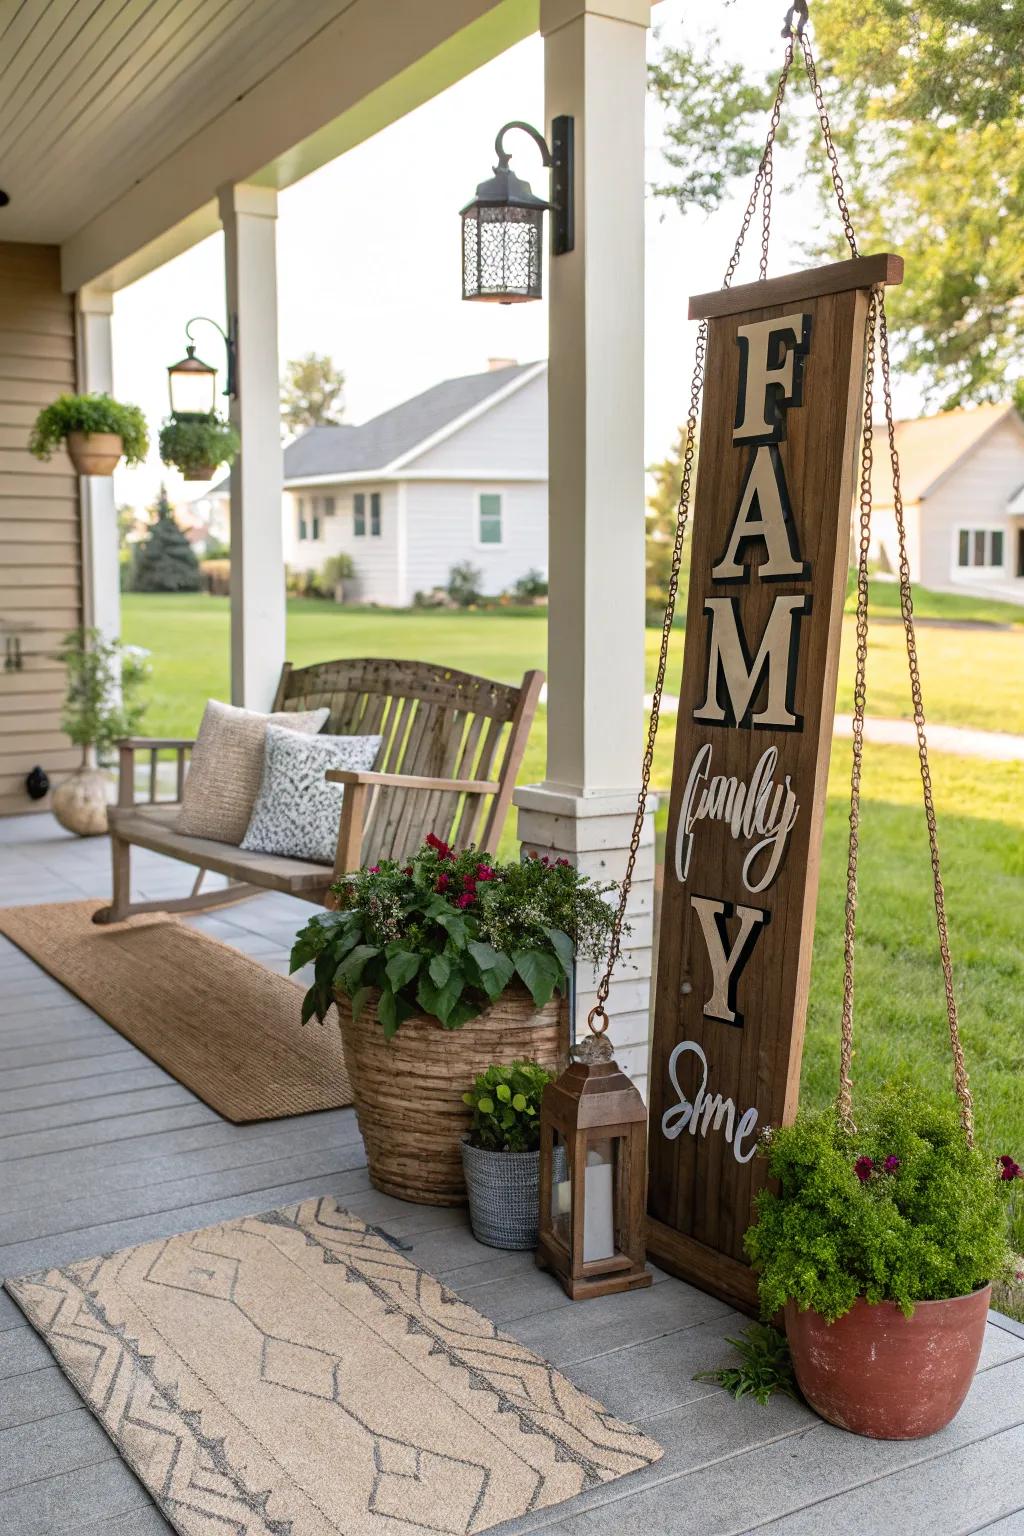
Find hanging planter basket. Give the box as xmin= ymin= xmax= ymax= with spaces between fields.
xmin=158 ymin=412 xmax=238 ymax=483
xmin=66 ymin=432 xmax=123 ymax=477
xmin=181 ymin=463 xmax=218 ymax=483
xmin=28 ymin=393 xmax=148 ymax=478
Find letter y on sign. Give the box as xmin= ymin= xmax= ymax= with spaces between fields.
xmin=690 ymin=896 xmax=769 ymax=1027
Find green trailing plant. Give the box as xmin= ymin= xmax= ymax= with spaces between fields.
xmin=463 ymin=1062 xmax=555 ymax=1153
xmin=291 ymin=836 xmax=619 ymax=1037
xmin=745 ymin=1085 xmax=1018 ymax=1323
xmin=29 ymin=393 xmax=149 ymax=466
xmin=158 ymin=412 xmax=239 ymax=476
xmin=56 ymin=627 xmax=150 ymax=760
xmin=694 ymin=1324 xmax=797 ymax=1408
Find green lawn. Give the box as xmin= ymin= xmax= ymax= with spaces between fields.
xmin=120 ymin=593 xmax=1024 ymax=1159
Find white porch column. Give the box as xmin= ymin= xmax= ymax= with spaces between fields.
xmin=218 ymin=183 xmax=285 ymax=709
xmin=515 ymin=0 xmax=654 ymax=1093
xmin=75 ymin=287 xmax=120 ymax=644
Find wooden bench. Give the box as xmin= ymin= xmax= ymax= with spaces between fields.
xmin=95 ymin=657 xmax=544 ymax=924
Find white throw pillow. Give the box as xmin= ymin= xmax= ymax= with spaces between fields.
xmin=240 ymin=726 xmax=383 ymax=864
xmin=176 ymin=699 xmax=330 ymax=845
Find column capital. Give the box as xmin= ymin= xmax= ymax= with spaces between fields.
xmin=217 ymin=182 xmax=278 ymax=222
xmin=540 ymin=0 xmax=651 ymax=36
xmin=75 ymin=285 xmax=114 ymax=317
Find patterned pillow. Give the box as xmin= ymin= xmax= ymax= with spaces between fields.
xmin=176 ymin=700 xmax=330 ymax=846
xmin=240 ymin=726 xmax=383 ymax=865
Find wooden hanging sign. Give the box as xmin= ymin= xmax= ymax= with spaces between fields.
xmin=647 ymin=253 xmax=903 ymax=1312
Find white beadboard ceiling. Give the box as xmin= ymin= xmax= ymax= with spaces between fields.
xmin=0 ymin=0 xmax=358 ymax=245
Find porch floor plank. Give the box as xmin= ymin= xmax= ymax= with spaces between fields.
xmin=0 ymin=812 xmax=1020 ymax=1536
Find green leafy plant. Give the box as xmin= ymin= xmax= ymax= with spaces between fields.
xmin=158 ymin=412 xmax=239 ymax=476
xmin=694 ymin=1324 xmax=797 ymax=1407
xmin=512 ymin=569 xmax=548 ymax=601
xmin=56 ymin=627 xmax=150 ymax=759
xmin=29 ymin=393 xmax=149 ymax=466
xmin=447 ymin=561 xmax=484 ymax=607
xmin=463 ymin=1062 xmax=555 ymax=1153
xmin=131 ymin=485 xmax=201 ymax=593
xmin=745 ymin=1086 xmax=1017 ymax=1323
xmin=291 ymin=836 xmax=619 ymax=1038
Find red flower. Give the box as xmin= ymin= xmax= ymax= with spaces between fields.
xmin=404 ymin=865 xmax=413 ymax=876
xmin=528 ymin=850 xmax=539 ymax=860
xmin=368 ymin=864 xmax=380 ymax=874
xmin=462 ymin=874 xmax=477 ymax=892
xmin=555 ymin=857 xmax=570 ymax=868
xmin=456 ymin=892 xmax=474 ymax=909
xmin=435 ymin=874 xmax=450 ymax=893
xmin=541 ymin=855 xmax=550 ymax=866
xmin=425 ymin=833 xmax=452 ymax=859
xmin=854 ymin=1156 xmax=874 ymax=1184
xmin=475 ymin=864 xmax=496 ymax=882
xmin=998 ymin=1155 xmax=1023 ymax=1181
xmin=884 ymin=1155 xmax=901 ymax=1174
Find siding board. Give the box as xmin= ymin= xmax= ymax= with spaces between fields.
xmin=0 ymin=242 xmax=79 ymax=817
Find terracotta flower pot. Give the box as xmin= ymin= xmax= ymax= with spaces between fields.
xmin=785 ymin=1284 xmax=991 ymax=1439
xmin=182 ymin=464 xmax=217 ymax=481
xmin=66 ymin=432 xmax=123 ymax=476
xmin=335 ymin=984 xmax=568 ymax=1207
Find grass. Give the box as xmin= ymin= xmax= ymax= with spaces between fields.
xmin=120 ymin=592 xmax=1024 ymax=1170
xmin=844 ymin=571 xmax=1024 ymax=628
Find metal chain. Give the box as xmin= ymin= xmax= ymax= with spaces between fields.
xmin=837 ymin=287 xmax=879 ymax=1137
xmin=586 ymin=39 xmax=798 ymax=1035
xmin=798 ymin=30 xmax=858 ymax=258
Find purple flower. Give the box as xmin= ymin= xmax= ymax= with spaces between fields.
xmin=884 ymin=1155 xmax=901 ymax=1174
xmin=998 ymin=1154 xmax=1023 ymax=1181
xmin=854 ymin=1156 xmax=874 ymax=1184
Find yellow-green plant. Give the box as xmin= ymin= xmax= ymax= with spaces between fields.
xmin=462 ymin=1062 xmax=555 ymax=1153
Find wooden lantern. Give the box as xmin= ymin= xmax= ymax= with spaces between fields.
xmin=536 ymin=1034 xmax=652 ymax=1300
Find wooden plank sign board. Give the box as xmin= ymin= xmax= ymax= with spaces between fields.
xmin=647 ymin=254 xmax=903 ymax=1312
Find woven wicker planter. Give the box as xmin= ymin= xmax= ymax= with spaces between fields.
xmin=335 ymin=984 xmax=568 ymax=1206
xmin=461 ymin=1141 xmax=541 ymax=1250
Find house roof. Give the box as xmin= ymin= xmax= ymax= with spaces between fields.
xmin=869 ymin=403 xmax=1020 ymax=506
xmin=284 ymin=360 xmax=543 ymax=484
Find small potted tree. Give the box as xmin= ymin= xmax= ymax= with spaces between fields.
xmin=461 ymin=1062 xmax=555 ymax=1249
xmin=292 ymin=840 xmax=618 ymax=1206
xmin=745 ymin=1085 xmax=1018 ymax=1439
xmin=158 ymin=411 xmax=239 ymax=481
xmin=52 ymin=629 xmax=150 ymax=835
xmin=29 ymin=393 xmax=149 ymax=476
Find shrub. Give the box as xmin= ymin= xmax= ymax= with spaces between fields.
xmin=132 ymin=485 xmax=201 ymax=593
xmin=29 ymin=393 xmax=149 ymax=466
xmin=447 ymin=561 xmax=484 ymax=607
xmin=512 ymin=568 xmax=548 ymax=600
xmin=158 ymin=412 xmax=238 ymax=477
xmin=463 ymin=1061 xmax=555 ymax=1153
xmin=311 ymin=553 xmax=355 ymax=600
xmin=291 ymin=837 xmax=619 ymax=1037
xmin=745 ymin=1085 xmax=1017 ymax=1322
xmin=56 ymin=628 xmax=150 ymax=758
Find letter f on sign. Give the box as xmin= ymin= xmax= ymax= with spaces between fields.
xmin=691 ymin=896 xmax=769 ymax=1027
xmin=733 ymin=312 xmax=812 ymax=444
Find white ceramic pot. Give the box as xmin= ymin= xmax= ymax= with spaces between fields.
xmin=51 ymin=765 xmax=112 ymax=836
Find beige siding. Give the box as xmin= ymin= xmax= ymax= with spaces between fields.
xmin=0 ymin=243 xmax=80 ymax=816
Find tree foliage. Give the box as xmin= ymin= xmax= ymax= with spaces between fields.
xmin=650 ymin=3 xmax=1024 ymax=405
xmin=281 ymin=352 xmax=346 ymax=433
xmin=646 ymin=427 xmax=693 ymax=623
xmin=132 ymin=485 xmax=201 ymax=594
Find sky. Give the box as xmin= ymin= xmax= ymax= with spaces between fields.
xmin=110 ymin=0 xmax=922 ymax=512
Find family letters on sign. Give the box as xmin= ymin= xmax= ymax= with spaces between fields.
xmin=647 ymin=260 xmax=893 ymax=1309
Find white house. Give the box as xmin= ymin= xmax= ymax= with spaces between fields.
xmin=274 ymin=359 xmax=548 ymax=606
xmin=865 ymin=402 xmax=1024 ymax=603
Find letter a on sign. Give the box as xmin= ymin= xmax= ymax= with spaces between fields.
xmin=647 ymin=253 xmax=903 ymax=1312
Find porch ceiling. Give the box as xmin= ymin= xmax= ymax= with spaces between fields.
xmin=0 ymin=0 xmax=537 ymax=291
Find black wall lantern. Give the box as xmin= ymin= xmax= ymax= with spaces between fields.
xmin=461 ymin=117 xmax=574 ymax=304
xmin=167 ymin=315 xmax=238 ymax=417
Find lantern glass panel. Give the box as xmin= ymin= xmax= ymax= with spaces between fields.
xmin=168 ymin=360 xmax=217 ymax=417
xmin=463 ymin=205 xmax=544 ymax=303
xmin=550 ymin=1129 xmax=571 ymax=1249
xmin=582 ymin=1137 xmax=617 ymax=1264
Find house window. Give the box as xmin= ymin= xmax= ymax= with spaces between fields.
xmin=297 ymin=497 xmax=307 ymax=541
xmin=478 ymin=492 xmax=502 ymax=545
xmin=956 ymin=528 xmax=1005 ymax=569
xmin=354 ymin=493 xmax=366 ymax=536
xmin=323 ymin=496 xmax=336 ymax=517
xmin=1018 ymin=527 xmax=1024 ymax=579
xmin=370 ymin=492 xmax=382 ymax=537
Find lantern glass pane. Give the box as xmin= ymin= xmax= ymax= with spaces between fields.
xmin=582 ymin=1137 xmax=617 ymax=1264
xmin=170 ymin=367 xmax=216 ymax=417
xmin=549 ymin=1129 xmax=571 ymax=1249
xmin=463 ymin=204 xmax=543 ymax=302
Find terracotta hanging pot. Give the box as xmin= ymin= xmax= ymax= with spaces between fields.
xmin=785 ymin=1285 xmax=991 ymax=1439
xmin=66 ymin=432 xmax=123 ymax=476
xmin=182 ymin=464 xmax=217 ymax=482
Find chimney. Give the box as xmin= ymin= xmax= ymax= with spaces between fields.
xmin=487 ymin=357 xmax=517 ymax=372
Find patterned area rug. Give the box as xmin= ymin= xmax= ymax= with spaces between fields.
xmin=6 ymin=1197 xmax=662 ymax=1535
xmin=0 ymin=900 xmax=351 ymax=1122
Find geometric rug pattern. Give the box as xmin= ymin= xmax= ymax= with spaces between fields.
xmin=5 ymin=1196 xmax=662 ymax=1535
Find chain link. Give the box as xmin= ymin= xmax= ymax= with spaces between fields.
xmin=798 ymin=30 xmax=858 ymax=258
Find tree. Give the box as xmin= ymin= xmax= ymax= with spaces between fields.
xmin=649 ymin=4 xmax=1024 ymax=406
xmin=281 ymin=353 xmax=345 ymax=433
xmin=646 ymin=428 xmax=694 ymax=624
xmin=132 ymin=485 xmax=201 ymax=593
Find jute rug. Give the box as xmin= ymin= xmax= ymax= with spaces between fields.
xmin=0 ymin=900 xmax=351 ymax=1122
xmin=6 ymin=1196 xmax=661 ymax=1535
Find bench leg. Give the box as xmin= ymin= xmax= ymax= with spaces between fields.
xmin=99 ymin=835 xmax=132 ymax=924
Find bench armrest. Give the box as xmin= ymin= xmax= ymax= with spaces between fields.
xmin=328 ymin=768 xmax=501 ymax=880
xmin=116 ymin=738 xmax=196 ymax=808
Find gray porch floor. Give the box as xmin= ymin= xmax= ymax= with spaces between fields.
xmin=1 ymin=812 xmax=1023 ymax=1536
